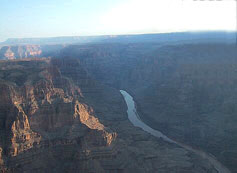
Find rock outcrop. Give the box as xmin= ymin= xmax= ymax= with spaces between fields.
xmin=0 ymin=58 xmax=117 ymax=172
xmin=0 ymin=45 xmax=64 ymax=60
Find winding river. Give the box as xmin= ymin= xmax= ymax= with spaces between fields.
xmin=120 ymin=90 xmax=231 ymax=173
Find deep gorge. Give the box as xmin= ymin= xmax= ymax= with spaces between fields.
xmin=0 ymin=39 xmax=237 ymax=172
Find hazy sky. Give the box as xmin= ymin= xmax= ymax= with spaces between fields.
xmin=0 ymin=0 xmax=236 ymax=41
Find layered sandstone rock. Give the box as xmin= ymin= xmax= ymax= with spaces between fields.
xmin=0 ymin=59 xmax=117 ymax=172
xmin=0 ymin=45 xmax=64 ymax=60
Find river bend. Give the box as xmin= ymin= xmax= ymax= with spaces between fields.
xmin=120 ymin=90 xmax=231 ymax=173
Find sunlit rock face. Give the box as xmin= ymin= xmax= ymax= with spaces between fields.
xmin=0 ymin=59 xmax=117 ymax=172
xmin=0 ymin=45 xmax=64 ymax=60
xmin=0 ymin=58 xmax=217 ymax=173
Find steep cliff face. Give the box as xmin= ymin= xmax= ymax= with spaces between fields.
xmin=127 ymin=44 xmax=237 ymax=172
xmin=0 ymin=58 xmax=217 ymax=172
xmin=0 ymin=59 xmax=117 ymax=172
xmin=0 ymin=45 xmax=64 ymax=60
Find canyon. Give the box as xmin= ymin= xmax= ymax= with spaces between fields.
xmin=120 ymin=90 xmax=230 ymax=173
xmin=58 ymin=42 xmax=237 ymax=172
xmin=0 ymin=58 xmax=218 ymax=172
xmin=0 ymin=32 xmax=236 ymax=172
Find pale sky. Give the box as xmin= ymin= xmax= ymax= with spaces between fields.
xmin=0 ymin=0 xmax=236 ymax=42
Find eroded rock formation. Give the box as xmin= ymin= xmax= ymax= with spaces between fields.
xmin=0 ymin=45 xmax=64 ymax=60
xmin=0 ymin=59 xmax=117 ymax=172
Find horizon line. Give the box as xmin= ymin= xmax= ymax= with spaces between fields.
xmin=2 ymin=30 xmax=236 ymax=43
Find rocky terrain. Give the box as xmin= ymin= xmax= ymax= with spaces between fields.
xmin=0 ymin=58 xmax=218 ymax=172
xmin=58 ymin=43 xmax=237 ymax=172
xmin=0 ymin=45 xmax=64 ymax=60
xmin=1 ymin=31 xmax=237 ymax=172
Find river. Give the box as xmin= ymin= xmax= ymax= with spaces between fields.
xmin=120 ymin=90 xmax=231 ymax=173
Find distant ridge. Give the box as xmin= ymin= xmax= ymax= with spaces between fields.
xmin=1 ymin=31 xmax=236 ymax=45
xmin=2 ymin=35 xmax=109 ymax=45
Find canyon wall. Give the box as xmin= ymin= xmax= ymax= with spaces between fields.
xmin=0 ymin=58 xmax=216 ymax=172
xmin=59 ymin=43 xmax=237 ymax=172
